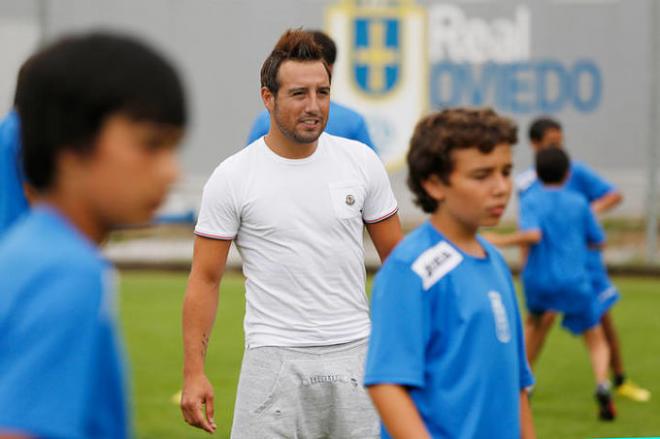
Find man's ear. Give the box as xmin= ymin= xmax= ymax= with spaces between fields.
xmin=261 ymin=86 xmax=275 ymax=112
xmin=421 ymin=175 xmax=446 ymax=203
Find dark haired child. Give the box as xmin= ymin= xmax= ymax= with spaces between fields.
xmin=515 ymin=116 xmax=649 ymax=403
xmin=0 ymin=31 xmax=186 ymax=438
xmin=365 ymin=108 xmax=536 ymax=438
xmin=488 ymin=147 xmax=616 ymax=421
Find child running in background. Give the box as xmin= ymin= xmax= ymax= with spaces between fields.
xmin=516 ymin=117 xmax=649 ymax=402
xmin=365 ymin=108 xmax=536 ymax=438
xmin=487 ymin=147 xmax=616 ymax=421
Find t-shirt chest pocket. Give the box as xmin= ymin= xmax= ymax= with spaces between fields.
xmin=328 ymin=181 xmax=364 ymax=220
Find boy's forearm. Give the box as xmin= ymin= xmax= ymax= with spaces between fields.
xmin=367 ymin=384 xmax=431 ymax=439
xmin=483 ymin=230 xmax=541 ymax=247
xmin=520 ymin=390 xmax=536 ymax=439
xmin=591 ymin=191 xmax=622 ymax=215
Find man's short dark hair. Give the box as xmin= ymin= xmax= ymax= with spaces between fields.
xmin=260 ymin=28 xmax=330 ymax=96
xmin=16 ymin=31 xmax=187 ymax=191
xmin=309 ymin=30 xmax=337 ymax=66
xmin=528 ymin=117 xmax=562 ymax=142
xmin=536 ymin=147 xmax=570 ymax=184
xmin=407 ymin=107 xmax=518 ymax=213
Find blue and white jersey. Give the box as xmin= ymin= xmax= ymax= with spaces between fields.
xmin=518 ymin=187 xmax=606 ymax=333
xmin=365 ymin=221 xmax=533 ymax=439
xmin=0 ymin=110 xmax=29 ymax=236
xmin=519 ymin=187 xmax=605 ymax=291
xmin=246 ymin=101 xmax=377 ymax=152
xmin=0 ymin=206 xmax=130 ymax=439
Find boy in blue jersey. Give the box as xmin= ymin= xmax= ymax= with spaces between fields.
xmin=514 ymin=117 xmax=649 ymax=402
xmin=246 ymin=30 xmax=376 ymax=151
xmin=0 ymin=32 xmax=186 ymax=438
xmin=489 ymin=148 xmax=616 ymax=420
xmin=365 ymin=108 xmax=536 ymax=438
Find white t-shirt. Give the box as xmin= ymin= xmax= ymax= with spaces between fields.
xmin=195 ymin=133 xmax=398 ymax=348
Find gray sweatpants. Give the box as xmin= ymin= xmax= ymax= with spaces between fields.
xmin=230 ymin=338 xmax=380 ymax=439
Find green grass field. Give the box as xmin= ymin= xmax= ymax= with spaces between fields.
xmin=119 ymin=272 xmax=660 ymax=439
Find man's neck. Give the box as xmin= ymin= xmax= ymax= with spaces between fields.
xmin=264 ymin=128 xmax=318 ymax=160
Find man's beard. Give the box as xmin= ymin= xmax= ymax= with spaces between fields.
xmin=273 ymin=104 xmax=326 ymax=145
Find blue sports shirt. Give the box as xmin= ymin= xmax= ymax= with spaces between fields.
xmin=365 ymin=221 xmax=533 ymax=439
xmin=518 ymin=187 xmax=606 ymax=332
xmin=0 ymin=110 xmax=29 ymax=236
xmin=516 ymin=160 xmax=620 ymax=306
xmin=246 ymin=101 xmax=377 ymax=152
xmin=519 ymin=187 xmax=605 ymax=289
xmin=0 ymin=206 xmax=130 ymax=439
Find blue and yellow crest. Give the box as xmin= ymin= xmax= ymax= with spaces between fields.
xmin=327 ymin=0 xmax=422 ymax=99
xmin=326 ymin=0 xmax=426 ymax=170
xmin=353 ymin=16 xmax=401 ymax=96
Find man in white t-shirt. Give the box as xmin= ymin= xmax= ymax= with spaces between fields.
xmin=180 ymin=29 xmax=402 ymax=438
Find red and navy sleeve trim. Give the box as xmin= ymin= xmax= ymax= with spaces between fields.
xmin=194 ymin=230 xmax=235 ymax=241
xmin=363 ymin=206 xmax=399 ymax=224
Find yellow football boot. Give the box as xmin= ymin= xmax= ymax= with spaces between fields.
xmin=616 ymin=380 xmax=651 ymax=402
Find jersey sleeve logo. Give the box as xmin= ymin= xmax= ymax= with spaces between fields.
xmin=411 ymin=241 xmax=463 ymax=290
xmin=488 ymin=291 xmax=511 ymax=343
xmin=515 ymin=168 xmax=537 ymax=193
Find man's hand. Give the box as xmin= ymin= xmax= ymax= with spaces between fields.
xmin=181 ymin=373 xmax=217 ymax=433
